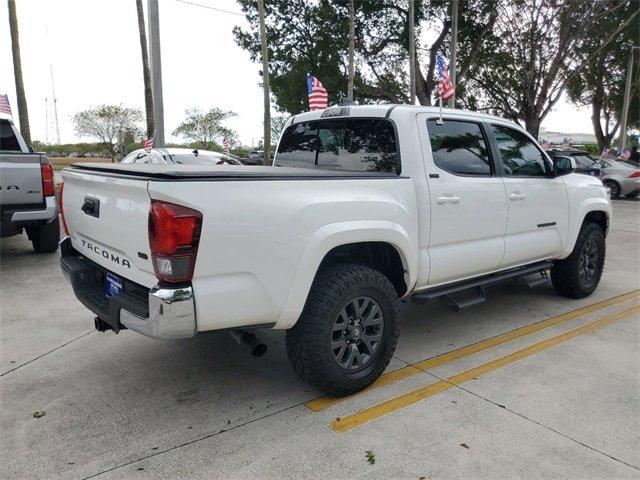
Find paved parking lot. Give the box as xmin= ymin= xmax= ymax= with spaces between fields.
xmin=1 ymin=199 xmax=638 ymax=480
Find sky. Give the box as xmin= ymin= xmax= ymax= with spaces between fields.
xmin=0 ymin=0 xmax=595 ymax=146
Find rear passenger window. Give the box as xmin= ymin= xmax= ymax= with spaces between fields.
xmin=276 ymin=118 xmax=400 ymax=174
xmin=427 ymin=120 xmax=491 ymax=175
xmin=0 ymin=121 xmax=21 ymax=151
xmin=275 ymin=121 xmax=319 ymax=168
xmin=491 ymin=125 xmax=549 ymax=177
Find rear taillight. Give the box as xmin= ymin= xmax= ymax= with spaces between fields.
xmin=59 ymin=181 xmax=69 ymax=235
xmin=148 ymin=200 xmax=202 ymax=284
xmin=41 ymin=162 xmax=55 ymax=197
xmin=627 ymin=171 xmax=640 ymax=178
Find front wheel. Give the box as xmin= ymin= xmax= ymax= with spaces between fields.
xmin=603 ymin=180 xmax=620 ymax=199
xmin=551 ymin=222 xmax=605 ymax=298
xmin=286 ymin=263 xmax=400 ymax=396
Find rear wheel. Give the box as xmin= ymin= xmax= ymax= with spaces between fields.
xmin=29 ymin=217 xmax=60 ymax=253
xmin=551 ymin=222 xmax=605 ymax=298
xmin=603 ymin=179 xmax=620 ymax=199
xmin=286 ymin=263 xmax=400 ymax=396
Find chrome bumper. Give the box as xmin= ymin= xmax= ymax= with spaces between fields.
xmin=11 ymin=196 xmax=58 ymax=222
xmin=59 ymin=237 xmax=197 ymax=340
xmin=120 ymin=286 xmax=197 ymax=339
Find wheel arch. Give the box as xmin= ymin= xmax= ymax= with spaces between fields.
xmin=561 ymin=203 xmax=611 ymax=258
xmin=274 ymin=221 xmax=416 ymax=329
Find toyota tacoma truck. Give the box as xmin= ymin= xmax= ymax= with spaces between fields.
xmin=59 ymin=105 xmax=611 ymax=395
xmin=1 ymin=117 xmax=59 ymax=252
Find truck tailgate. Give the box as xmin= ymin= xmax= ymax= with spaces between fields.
xmin=61 ymin=168 xmax=157 ymax=288
xmin=0 ymin=153 xmax=44 ymax=205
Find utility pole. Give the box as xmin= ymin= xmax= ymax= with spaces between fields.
xmin=408 ymin=0 xmax=416 ymax=104
xmin=50 ymin=65 xmax=60 ymax=144
xmin=8 ymin=0 xmax=31 ymax=144
xmin=618 ymin=45 xmax=638 ymax=155
xmin=148 ymin=0 xmax=165 ymax=147
xmin=258 ymin=0 xmax=271 ymax=166
xmin=44 ymin=97 xmax=48 ymax=144
xmin=347 ymin=0 xmax=355 ymax=101
xmin=448 ymin=0 xmax=458 ymax=108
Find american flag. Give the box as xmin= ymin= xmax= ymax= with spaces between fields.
xmin=436 ymin=55 xmax=455 ymax=101
xmin=307 ymin=75 xmax=328 ymax=110
xmin=541 ymin=139 xmax=551 ymax=150
xmin=601 ymin=147 xmax=610 ymax=157
xmin=561 ymin=138 xmax=572 ymax=151
xmin=621 ymin=149 xmax=631 ymax=159
xmin=144 ymin=137 xmax=154 ymax=153
xmin=222 ymin=136 xmax=230 ymax=155
xmin=0 ymin=94 xmax=11 ymax=116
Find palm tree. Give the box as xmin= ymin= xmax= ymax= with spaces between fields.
xmin=8 ymin=0 xmax=31 ymax=144
xmin=136 ymin=0 xmax=154 ymax=139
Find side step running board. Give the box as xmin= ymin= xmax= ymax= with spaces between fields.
xmin=412 ymin=261 xmax=553 ymax=311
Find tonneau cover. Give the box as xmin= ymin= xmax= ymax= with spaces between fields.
xmin=69 ymin=163 xmax=398 ymax=180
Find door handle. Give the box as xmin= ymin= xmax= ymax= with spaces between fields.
xmin=436 ymin=195 xmax=461 ymax=205
xmin=509 ymin=192 xmax=527 ymax=201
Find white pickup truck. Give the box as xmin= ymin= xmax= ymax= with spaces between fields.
xmin=60 ymin=105 xmax=611 ymax=395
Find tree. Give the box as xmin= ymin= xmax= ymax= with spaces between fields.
xmin=465 ymin=0 xmax=639 ymax=138
xmin=233 ymin=0 xmax=497 ymax=113
xmin=136 ymin=0 xmax=154 ymax=139
xmin=172 ymin=107 xmax=237 ymax=150
xmin=8 ymin=0 xmax=30 ymax=144
xmin=567 ymin=1 xmax=639 ymax=151
xmin=270 ymin=114 xmax=290 ymax=143
xmin=72 ymin=105 xmax=142 ymax=161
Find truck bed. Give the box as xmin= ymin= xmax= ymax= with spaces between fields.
xmin=69 ymin=163 xmax=401 ymax=180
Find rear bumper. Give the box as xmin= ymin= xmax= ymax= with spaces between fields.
xmin=59 ymin=237 xmax=197 ymax=339
xmin=11 ymin=196 xmax=58 ymax=222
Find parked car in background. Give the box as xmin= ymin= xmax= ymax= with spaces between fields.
xmin=546 ymin=149 xmax=601 ymax=177
xmin=0 ymin=118 xmax=59 ymax=252
xmin=241 ymin=150 xmax=274 ymax=165
xmin=600 ymin=158 xmax=640 ymax=199
xmin=121 ymin=148 xmax=242 ymax=166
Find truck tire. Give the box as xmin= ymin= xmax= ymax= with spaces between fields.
xmin=551 ymin=222 xmax=605 ymax=298
xmin=286 ymin=263 xmax=400 ymax=396
xmin=30 ymin=216 xmax=60 ymax=253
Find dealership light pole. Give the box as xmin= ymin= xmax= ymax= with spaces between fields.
xmin=258 ymin=0 xmax=271 ymax=165
xmin=408 ymin=0 xmax=415 ymax=104
xmin=148 ymin=0 xmax=165 ymax=147
xmin=618 ymin=44 xmax=639 ymax=155
xmin=448 ymin=0 xmax=458 ymax=108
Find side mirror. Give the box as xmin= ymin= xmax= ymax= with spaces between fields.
xmin=28 ymin=145 xmax=34 ymax=153
xmin=553 ymin=156 xmax=575 ymax=176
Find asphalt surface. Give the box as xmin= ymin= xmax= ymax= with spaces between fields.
xmin=0 ymin=199 xmax=638 ymax=480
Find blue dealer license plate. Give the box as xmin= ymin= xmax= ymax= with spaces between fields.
xmin=105 ymin=272 xmax=124 ymax=298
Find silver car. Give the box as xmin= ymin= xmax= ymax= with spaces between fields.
xmin=121 ymin=147 xmax=242 ymax=166
xmin=600 ymin=158 xmax=640 ymax=199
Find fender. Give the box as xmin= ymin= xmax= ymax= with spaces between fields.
xmin=274 ymin=220 xmax=417 ymax=329
xmin=560 ymin=196 xmax=611 ymax=258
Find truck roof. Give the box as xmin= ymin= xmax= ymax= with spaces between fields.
xmin=290 ymin=104 xmax=518 ymax=126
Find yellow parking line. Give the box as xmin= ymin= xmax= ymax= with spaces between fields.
xmin=306 ymin=290 xmax=639 ymax=412
xmin=330 ymin=305 xmax=640 ymax=432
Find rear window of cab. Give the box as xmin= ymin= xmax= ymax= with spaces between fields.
xmin=275 ymin=118 xmax=400 ymax=175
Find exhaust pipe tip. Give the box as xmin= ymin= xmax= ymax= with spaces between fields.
xmin=231 ymin=330 xmax=267 ymax=357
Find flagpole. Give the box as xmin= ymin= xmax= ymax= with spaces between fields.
xmin=437 ymin=96 xmax=443 ymax=124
